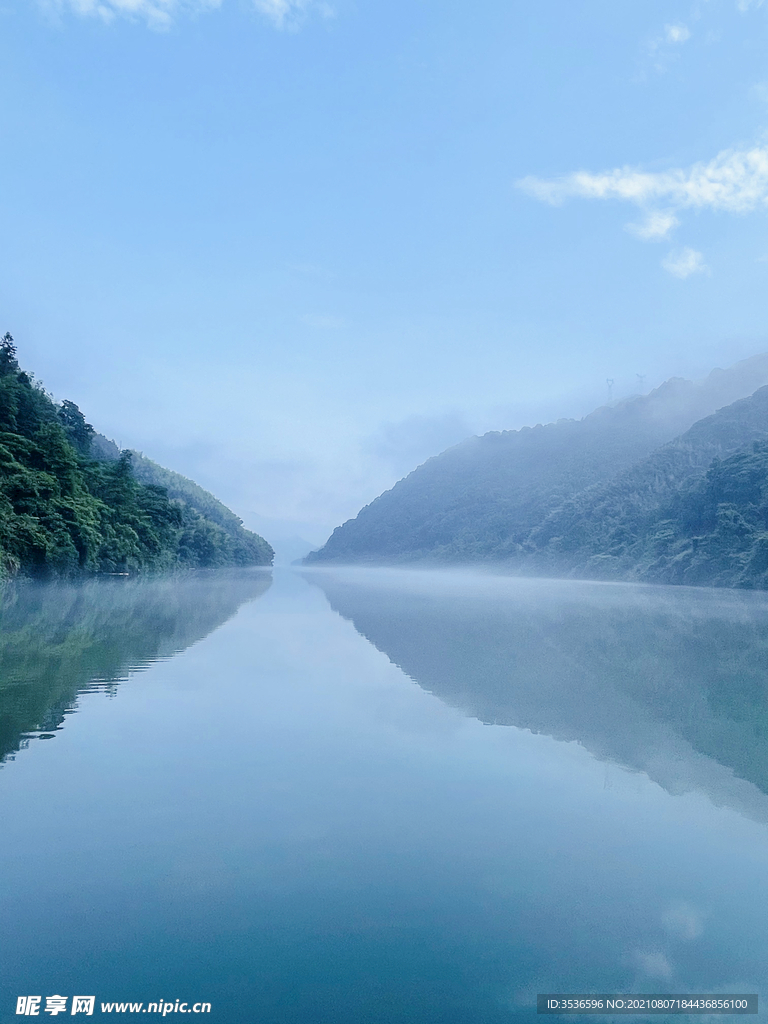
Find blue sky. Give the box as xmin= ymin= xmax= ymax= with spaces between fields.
xmin=1 ymin=0 xmax=767 ymax=542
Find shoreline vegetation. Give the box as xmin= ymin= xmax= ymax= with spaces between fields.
xmin=0 ymin=334 xmax=273 ymax=578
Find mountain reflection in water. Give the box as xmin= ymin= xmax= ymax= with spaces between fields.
xmin=0 ymin=570 xmax=271 ymax=765
xmin=307 ymin=568 xmax=768 ymax=819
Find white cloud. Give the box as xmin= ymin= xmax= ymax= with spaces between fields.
xmin=44 ymin=0 xmax=330 ymax=28
xmin=626 ymin=210 xmax=679 ymax=240
xmin=644 ymin=21 xmax=690 ymax=73
xmin=632 ymin=950 xmax=673 ymax=980
xmin=251 ymin=0 xmax=332 ymax=29
xmin=661 ymin=900 xmax=705 ymax=940
xmin=664 ymin=22 xmax=691 ymax=43
xmin=738 ymin=0 xmax=765 ymax=11
xmin=518 ymin=144 xmax=768 ymax=213
xmin=44 ymin=0 xmax=206 ymax=29
xmin=662 ymin=247 xmax=709 ymax=278
xmin=519 ymin=144 xmax=768 ymax=270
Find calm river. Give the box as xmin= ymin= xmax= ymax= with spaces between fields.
xmin=1 ymin=567 xmax=767 ymax=1023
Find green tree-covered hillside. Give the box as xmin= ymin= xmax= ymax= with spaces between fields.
xmin=521 ymin=384 xmax=768 ymax=589
xmin=0 ymin=335 xmax=273 ymax=576
xmin=92 ymin=437 xmax=273 ymax=567
xmin=306 ymin=354 xmax=768 ymax=565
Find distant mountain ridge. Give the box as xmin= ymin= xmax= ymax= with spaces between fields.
xmin=306 ymin=353 xmax=768 ymax=571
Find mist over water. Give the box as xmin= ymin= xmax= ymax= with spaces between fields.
xmin=1 ymin=568 xmax=766 ymax=1023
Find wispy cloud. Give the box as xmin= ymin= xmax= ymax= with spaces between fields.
xmin=519 ymin=143 xmax=768 ymax=273
xmin=662 ymin=247 xmax=709 ymax=278
xmin=518 ymin=145 xmax=768 ymax=213
xmin=645 ymin=21 xmax=690 ymax=73
xmin=738 ymin=0 xmax=765 ymax=11
xmin=44 ymin=0 xmax=331 ymax=29
xmin=661 ymin=900 xmax=705 ymax=941
xmin=664 ymin=22 xmax=691 ymax=43
xmin=626 ymin=210 xmax=679 ymax=240
xmin=632 ymin=950 xmax=673 ymax=980
xmin=44 ymin=0 xmax=208 ymax=30
xmin=252 ymin=0 xmax=333 ymax=30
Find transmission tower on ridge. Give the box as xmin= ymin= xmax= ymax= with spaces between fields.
xmin=606 ymin=378 xmax=614 ymax=403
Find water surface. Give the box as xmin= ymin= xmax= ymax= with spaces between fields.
xmin=1 ymin=568 xmax=766 ymax=1023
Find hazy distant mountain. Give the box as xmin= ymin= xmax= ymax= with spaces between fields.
xmin=528 ymin=386 xmax=768 ymax=587
xmin=306 ymin=353 xmax=768 ymax=566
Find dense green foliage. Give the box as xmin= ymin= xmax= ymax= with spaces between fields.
xmin=307 ymin=354 xmax=768 ymax=566
xmin=525 ymin=387 xmax=768 ymax=586
xmin=0 ymin=572 xmax=271 ymax=764
xmin=92 ymin=435 xmax=273 ymax=566
xmin=559 ymin=440 xmax=768 ymax=588
xmin=129 ymin=453 xmax=274 ymax=566
xmin=0 ymin=336 xmax=273 ymax=575
xmin=640 ymin=442 xmax=768 ymax=587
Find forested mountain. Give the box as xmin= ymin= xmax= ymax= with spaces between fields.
xmin=93 ymin=437 xmax=273 ymax=567
xmin=306 ymin=354 xmax=768 ymax=566
xmin=527 ymin=387 xmax=768 ymax=587
xmin=0 ymin=335 xmax=273 ymax=576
